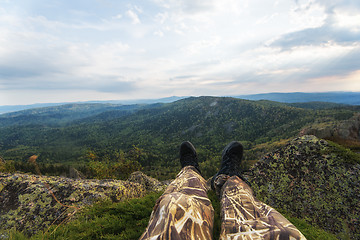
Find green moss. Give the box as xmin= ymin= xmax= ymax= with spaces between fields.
xmin=208 ymin=190 xmax=221 ymax=240
xmin=248 ymin=135 xmax=360 ymax=239
xmin=29 ymin=192 xmax=163 ymax=240
xmin=3 ymin=187 xmax=342 ymax=240
xmin=282 ymin=214 xmax=338 ymax=240
xmin=326 ymin=140 xmax=360 ymax=164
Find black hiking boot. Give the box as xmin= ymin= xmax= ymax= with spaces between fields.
xmin=180 ymin=141 xmax=201 ymax=174
xmin=211 ymin=141 xmax=244 ymax=190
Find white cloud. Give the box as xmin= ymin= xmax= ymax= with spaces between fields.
xmin=126 ymin=10 xmax=141 ymax=24
xmin=154 ymin=12 xmax=168 ymax=24
xmin=181 ymin=36 xmax=221 ymax=56
xmin=153 ymin=30 xmax=164 ymax=37
xmin=334 ymin=10 xmax=360 ymax=32
xmin=290 ymin=1 xmax=327 ymax=29
xmin=113 ymin=14 xmax=122 ymax=19
xmin=0 ymin=0 xmax=360 ymax=105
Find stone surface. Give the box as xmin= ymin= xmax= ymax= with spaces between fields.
xmin=0 ymin=173 xmax=150 ymax=236
xmin=247 ymin=135 xmax=360 ymax=239
xmin=300 ymin=113 xmax=360 ymax=141
xmin=127 ymin=171 xmax=168 ymax=192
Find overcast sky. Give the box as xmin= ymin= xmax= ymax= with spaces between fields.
xmin=1 ymin=0 xmax=360 ymax=105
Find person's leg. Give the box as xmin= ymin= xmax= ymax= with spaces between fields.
xmin=217 ymin=175 xmax=306 ymax=240
xmin=213 ymin=141 xmax=306 ymax=240
xmin=140 ymin=142 xmax=214 ymax=240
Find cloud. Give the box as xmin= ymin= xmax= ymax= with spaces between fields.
xmin=0 ymin=72 xmax=137 ymax=93
xmin=314 ymin=0 xmax=360 ymax=11
xmin=126 ymin=10 xmax=141 ymax=24
xmin=0 ymin=66 xmax=44 ymax=79
xmin=113 ymin=14 xmax=122 ymax=19
xmin=303 ymin=46 xmax=360 ymax=78
xmin=153 ymin=0 xmax=214 ymax=14
xmin=0 ymin=12 xmax=137 ymax=94
xmin=271 ymin=0 xmax=360 ymax=49
xmin=270 ymin=25 xmax=360 ymax=48
xmin=1 ymin=0 xmax=360 ymax=105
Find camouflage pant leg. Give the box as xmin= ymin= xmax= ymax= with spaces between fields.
xmin=140 ymin=166 xmax=214 ymax=240
xmin=217 ymin=175 xmax=306 ymax=240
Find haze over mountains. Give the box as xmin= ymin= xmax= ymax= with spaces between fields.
xmin=1 ymin=92 xmax=360 ymax=114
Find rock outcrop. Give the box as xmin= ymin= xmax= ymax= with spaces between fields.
xmin=127 ymin=171 xmax=168 ymax=192
xmin=247 ymin=135 xmax=360 ymax=239
xmin=300 ymin=113 xmax=360 ymax=141
xmin=0 ymin=172 xmax=167 ymax=236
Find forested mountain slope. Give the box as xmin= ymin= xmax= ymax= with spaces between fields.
xmin=0 ymin=97 xmax=358 ymax=178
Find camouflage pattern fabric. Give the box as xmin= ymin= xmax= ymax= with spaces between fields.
xmin=139 ymin=166 xmax=214 ymax=240
xmin=141 ymin=168 xmax=306 ymax=240
xmin=217 ymin=175 xmax=307 ymax=240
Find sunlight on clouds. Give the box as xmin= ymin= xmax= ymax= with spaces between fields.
xmin=256 ymin=43 xmax=355 ymax=71
xmin=213 ymin=0 xmax=248 ymax=14
xmin=306 ymin=70 xmax=360 ymax=92
xmin=334 ymin=10 xmax=360 ymax=32
xmin=255 ymin=13 xmax=279 ymax=25
xmin=256 ymin=68 xmax=305 ymax=76
xmin=181 ymin=36 xmax=221 ymax=56
xmin=346 ymin=70 xmax=360 ymax=90
xmin=290 ymin=0 xmax=327 ymax=30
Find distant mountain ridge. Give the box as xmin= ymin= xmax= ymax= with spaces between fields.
xmin=1 ymin=92 xmax=359 ymax=114
xmin=236 ymin=92 xmax=360 ymax=105
xmin=0 ymin=96 xmax=185 ymax=114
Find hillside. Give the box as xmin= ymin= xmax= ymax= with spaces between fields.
xmin=0 ymin=96 xmax=359 ymax=179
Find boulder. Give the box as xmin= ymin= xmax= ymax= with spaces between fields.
xmin=127 ymin=171 xmax=168 ymax=192
xmin=247 ymin=135 xmax=360 ymax=239
xmin=300 ymin=113 xmax=360 ymax=141
xmin=0 ymin=173 xmax=148 ymax=236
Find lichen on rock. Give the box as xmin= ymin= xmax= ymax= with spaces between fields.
xmin=0 ymin=172 xmax=153 ymax=236
xmin=127 ymin=171 xmax=168 ymax=192
xmin=247 ymin=135 xmax=360 ymax=239
xmin=300 ymin=113 xmax=360 ymax=141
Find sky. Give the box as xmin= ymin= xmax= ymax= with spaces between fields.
xmin=0 ymin=0 xmax=360 ymax=105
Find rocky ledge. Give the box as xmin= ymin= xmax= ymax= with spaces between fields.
xmin=0 ymin=171 xmax=167 ymax=236
xmin=247 ymin=135 xmax=360 ymax=239
xmin=300 ymin=113 xmax=360 ymax=141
